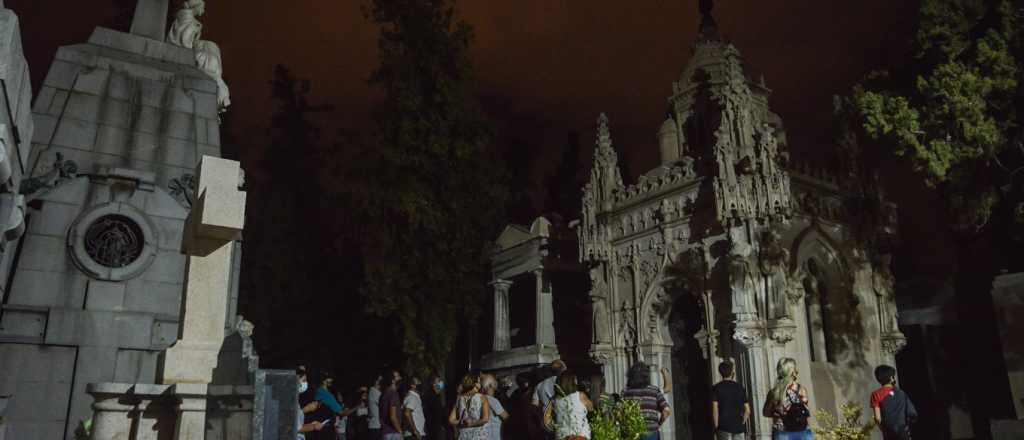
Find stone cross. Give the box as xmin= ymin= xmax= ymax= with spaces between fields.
xmin=130 ymin=0 xmax=170 ymax=40
xmin=158 ymin=155 xmax=245 ymax=438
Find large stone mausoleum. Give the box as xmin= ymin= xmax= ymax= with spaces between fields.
xmin=482 ymin=6 xmax=907 ymax=440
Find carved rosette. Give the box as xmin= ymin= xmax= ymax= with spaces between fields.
xmin=881 ymin=332 xmax=908 ymax=355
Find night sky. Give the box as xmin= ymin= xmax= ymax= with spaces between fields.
xmin=11 ymin=0 xmax=918 ymax=176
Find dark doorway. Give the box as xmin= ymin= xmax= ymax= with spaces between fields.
xmin=669 ymin=291 xmax=713 ymax=440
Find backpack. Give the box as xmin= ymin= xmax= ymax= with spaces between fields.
xmin=782 ymin=385 xmax=810 ymax=432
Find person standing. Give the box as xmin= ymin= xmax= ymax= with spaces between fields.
xmin=622 ymin=363 xmax=671 ymax=440
xmin=762 ymin=358 xmax=812 ymax=440
xmin=871 ymin=365 xmax=917 ymax=440
xmin=481 ymin=374 xmax=510 ymax=440
xmin=422 ymin=376 xmax=447 ymax=440
xmin=296 ymin=367 xmax=326 ymax=439
xmin=533 ymin=360 xmax=567 ymax=410
xmin=711 ymin=361 xmax=749 ymax=440
xmin=449 ymin=373 xmax=491 ymax=440
xmin=550 ymin=371 xmax=593 ymax=440
xmin=402 ymin=377 xmax=427 ymax=440
xmin=380 ymin=369 xmax=405 ymax=440
xmin=369 ymin=375 xmax=383 ymax=440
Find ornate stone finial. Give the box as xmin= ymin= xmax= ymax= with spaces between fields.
xmin=167 ymin=0 xmax=205 ymax=49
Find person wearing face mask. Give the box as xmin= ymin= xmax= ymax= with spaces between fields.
xmin=297 ymin=367 xmax=326 ymax=439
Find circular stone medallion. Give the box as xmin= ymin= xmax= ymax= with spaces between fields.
xmin=68 ymin=203 xmax=158 ymax=281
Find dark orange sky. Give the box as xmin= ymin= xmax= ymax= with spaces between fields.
xmin=9 ymin=0 xmax=917 ymax=186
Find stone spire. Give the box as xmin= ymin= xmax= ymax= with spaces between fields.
xmin=129 ymin=0 xmax=170 ymax=40
xmin=579 ymin=113 xmax=625 ymax=262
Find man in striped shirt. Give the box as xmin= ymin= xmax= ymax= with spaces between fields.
xmin=622 ymin=362 xmax=672 ymax=440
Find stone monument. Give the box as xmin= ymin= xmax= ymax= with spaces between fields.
xmin=87 ymin=155 xmax=249 ymax=440
xmin=0 ymin=1 xmax=241 ymax=438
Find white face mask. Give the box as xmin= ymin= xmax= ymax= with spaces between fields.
xmin=298 ymin=380 xmax=308 ymax=394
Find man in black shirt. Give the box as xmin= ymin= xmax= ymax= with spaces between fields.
xmin=711 ymin=361 xmax=750 ymax=440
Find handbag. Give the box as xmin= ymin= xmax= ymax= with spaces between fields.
xmin=543 ymin=400 xmax=556 ymax=432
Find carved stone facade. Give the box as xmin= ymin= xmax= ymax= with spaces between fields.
xmin=571 ymin=10 xmax=905 ymax=440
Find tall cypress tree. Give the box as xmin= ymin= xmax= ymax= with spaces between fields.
xmin=360 ymin=0 xmax=507 ymax=376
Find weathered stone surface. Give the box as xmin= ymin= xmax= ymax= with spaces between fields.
xmin=160 ymin=156 xmax=246 ymax=386
xmin=129 ymin=0 xmax=170 ymax=41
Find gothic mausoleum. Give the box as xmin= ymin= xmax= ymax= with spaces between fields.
xmin=482 ymin=6 xmax=906 ymax=440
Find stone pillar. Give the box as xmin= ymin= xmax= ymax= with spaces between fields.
xmin=534 ymin=269 xmax=556 ymax=346
xmin=130 ymin=0 xmax=170 ymax=40
xmin=172 ymin=384 xmax=210 ymax=440
xmin=734 ymin=323 xmax=771 ymax=440
xmin=160 ymin=156 xmax=247 ymax=386
xmin=491 ymin=279 xmax=513 ymax=351
xmin=88 ymin=384 xmax=137 ymax=440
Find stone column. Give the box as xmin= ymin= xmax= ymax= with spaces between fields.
xmin=734 ymin=323 xmax=771 ymax=439
xmin=88 ymin=383 xmax=137 ymax=440
xmin=171 ymin=384 xmax=210 ymax=440
xmin=534 ymin=269 xmax=556 ymax=346
xmin=160 ymin=156 xmax=247 ymax=385
xmin=491 ymin=279 xmax=513 ymax=351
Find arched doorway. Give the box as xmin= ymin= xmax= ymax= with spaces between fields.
xmin=668 ymin=290 xmax=713 ymax=439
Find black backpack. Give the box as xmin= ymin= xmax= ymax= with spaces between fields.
xmin=782 ymin=386 xmax=810 ymax=432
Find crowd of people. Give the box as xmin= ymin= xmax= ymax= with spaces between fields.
xmin=292 ymin=357 xmax=916 ymax=440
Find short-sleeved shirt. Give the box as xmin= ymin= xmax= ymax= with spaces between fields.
xmin=368 ymin=387 xmax=382 ymax=429
xmin=533 ymin=376 xmax=557 ymax=409
xmin=315 ymin=387 xmax=344 ymax=414
xmin=380 ymin=389 xmax=402 ymax=435
xmin=484 ymin=394 xmax=505 ymax=439
xmin=403 ymin=390 xmax=426 ymax=436
xmin=871 ymin=385 xmax=916 ymax=434
xmin=622 ymin=386 xmax=670 ymax=433
xmin=712 ymin=380 xmax=748 ymax=434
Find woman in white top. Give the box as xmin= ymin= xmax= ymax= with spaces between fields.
xmin=552 ymin=371 xmax=593 ymax=440
xmin=449 ymin=373 xmax=491 ymax=440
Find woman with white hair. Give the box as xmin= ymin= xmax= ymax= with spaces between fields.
xmin=762 ymin=358 xmax=813 ymax=439
xmin=481 ymin=374 xmax=510 ymax=439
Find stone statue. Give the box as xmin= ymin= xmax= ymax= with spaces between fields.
xmin=727 ymin=239 xmax=758 ymax=321
xmin=871 ymin=254 xmax=899 ymax=334
xmin=759 ymin=229 xmax=790 ymax=320
xmin=195 ymin=40 xmax=231 ymax=112
xmin=166 ymin=0 xmax=205 ymax=49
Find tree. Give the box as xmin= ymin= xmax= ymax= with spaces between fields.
xmin=359 ymin=0 xmax=507 ymax=376
xmin=846 ymin=0 xmax=1022 ymax=238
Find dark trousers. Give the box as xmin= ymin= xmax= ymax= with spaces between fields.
xmin=368 ymin=429 xmax=381 ymax=440
xmin=882 ymin=428 xmax=911 ymax=440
